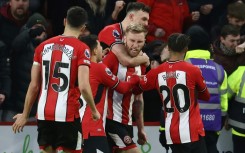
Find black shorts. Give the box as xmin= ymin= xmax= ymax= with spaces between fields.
xmin=37 ymin=118 xmax=82 ymax=151
xmin=105 ymin=119 xmax=137 ymax=150
xmin=83 ymin=136 xmax=110 ymax=153
xmin=170 ymin=136 xmax=207 ymax=153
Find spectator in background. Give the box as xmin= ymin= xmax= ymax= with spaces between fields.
xmin=142 ymin=40 xmax=164 ymax=122
xmin=138 ymin=0 xmax=200 ymax=42
xmin=77 ymin=0 xmax=126 ymax=35
xmin=211 ymin=2 xmax=245 ymax=41
xmin=188 ymin=0 xmax=226 ymax=33
xmin=185 ymin=25 xmax=228 ymax=153
xmin=1 ymin=13 xmax=48 ymax=122
xmin=45 ymin=0 xmax=129 ymax=36
xmin=212 ymin=24 xmax=245 ymax=75
xmin=0 ymin=0 xmax=30 ymax=121
xmin=0 ymin=41 xmax=10 ymax=121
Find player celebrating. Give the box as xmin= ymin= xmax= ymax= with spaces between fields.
xmin=12 ymin=6 xmax=100 ymax=153
xmin=139 ymin=33 xmax=210 ymax=153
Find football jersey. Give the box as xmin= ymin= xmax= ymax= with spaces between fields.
xmin=80 ymin=62 xmax=119 ymax=139
xmin=103 ymin=51 xmax=146 ymax=125
xmin=98 ymin=23 xmax=124 ymax=50
xmin=34 ymin=35 xmax=91 ymax=122
xmin=140 ymin=61 xmax=208 ymax=144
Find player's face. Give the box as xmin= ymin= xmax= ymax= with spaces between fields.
xmin=161 ymin=46 xmax=170 ymax=62
xmin=10 ymin=0 xmax=29 ymax=19
xmin=124 ymin=32 xmax=145 ymax=57
xmin=96 ymin=40 xmax=103 ymax=62
xmin=220 ymin=34 xmax=240 ymax=51
xmin=132 ymin=10 xmax=149 ymax=27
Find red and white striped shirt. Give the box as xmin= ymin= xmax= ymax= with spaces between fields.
xmin=34 ymin=35 xmax=91 ymax=122
xmin=103 ymin=52 xmax=146 ymax=125
xmin=140 ymin=61 xmax=208 ymax=144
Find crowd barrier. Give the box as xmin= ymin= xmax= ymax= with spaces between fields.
xmin=0 ymin=122 xmax=233 ymax=153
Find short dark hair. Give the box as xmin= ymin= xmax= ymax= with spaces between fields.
xmin=126 ymin=2 xmax=150 ymax=14
xmin=185 ymin=25 xmax=210 ymax=50
xmin=79 ymin=34 xmax=98 ymax=53
xmin=66 ymin=6 xmax=88 ymax=28
xmin=228 ymin=2 xmax=245 ymax=20
xmin=168 ymin=33 xmax=190 ymax=52
xmin=220 ymin=24 xmax=240 ymax=38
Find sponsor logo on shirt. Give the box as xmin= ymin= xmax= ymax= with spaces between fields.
xmin=112 ymin=29 xmax=120 ymax=39
xmin=84 ymin=49 xmax=91 ymax=59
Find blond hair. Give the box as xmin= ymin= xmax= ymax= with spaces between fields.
xmin=125 ymin=23 xmax=148 ymax=36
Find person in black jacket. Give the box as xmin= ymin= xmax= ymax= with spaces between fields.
xmin=1 ymin=13 xmax=48 ymax=122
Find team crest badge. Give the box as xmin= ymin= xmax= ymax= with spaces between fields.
xmin=105 ymin=68 xmax=113 ymax=76
xmin=124 ymin=136 xmax=132 ymax=144
xmin=84 ymin=49 xmax=90 ymax=59
xmin=112 ymin=30 xmax=120 ymax=38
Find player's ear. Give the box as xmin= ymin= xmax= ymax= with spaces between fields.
xmin=63 ymin=18 xmax=66 ymax=27
xmin=80 ymin=24 xmax=86 ymax=33
xmin=128 ymin=13 xmax=134 ymax=21
xmin=123 ymin=35 xmax=126 ymax=43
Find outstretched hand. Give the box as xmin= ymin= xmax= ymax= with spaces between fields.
xmin=12 ymin=114 xmax=28 ymax=133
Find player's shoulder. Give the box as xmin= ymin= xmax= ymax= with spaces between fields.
xmin=99 ymin=23 xmax=120 ymax=36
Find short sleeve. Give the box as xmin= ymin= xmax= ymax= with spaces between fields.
xmin=77 ymin=43 xmax=91 ymax=67
xmin=98 ymin=25 xmax=123 ymax=49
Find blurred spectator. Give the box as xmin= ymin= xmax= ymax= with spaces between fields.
xmin=185 ymin=25 xmax=228 ymax=153
xmin=0 ymin=41 xmax=11 ymax=121
xmin=188 ymin=0 xmax=226 ymax=33
xmin=1 ymin=13 xmax=48 ymax=122
xmin=0 ymin=0 xmax=30 ymax=55
xmin=142 ymin=41 xmax=164 ymax=122
xmin=45 ymin=0 xmax=129 ymax=36
xmin=0 ymin=0 xmax=30 ymax=121
xmin=76 ymin=0 xmax=125 ymax=35
xmin=212 ymin=24 xmax=245 ymax=75
xmin=138 ymin=0 xmax=200 ymax=42
xmin=211 ymin=2 xmax=245 ymax=41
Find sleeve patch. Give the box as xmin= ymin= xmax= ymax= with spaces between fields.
xmin=112 ymin=30 xmax=120 ymax=39
xmin=105 ymin=67 xmax=113 ymax=76
xmin=84 ymin=49 xmax=91 ymax=59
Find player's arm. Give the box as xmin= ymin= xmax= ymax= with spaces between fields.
xmin=133 ymin=94 xmax=147 ymax=145
xmin=112 ymin=43 xmax=149 ymax=67
xmin=195 ymin=68 xmax=210 ymax=101
xmin=12 ymin=63 xmax=41 ymax=133
xmin=78 ymin=65 xmax=100 ymax=120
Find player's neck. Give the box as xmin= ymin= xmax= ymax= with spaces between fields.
xmin=121 ymin=19 xmax=128 ymax=33
xmin=91 ymin=56 xmax=97 ymax=63
xmin=63 ymin=28 xmax=80 ymax=38
xmin=168 ymin=54 xmax=185 ymax=62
